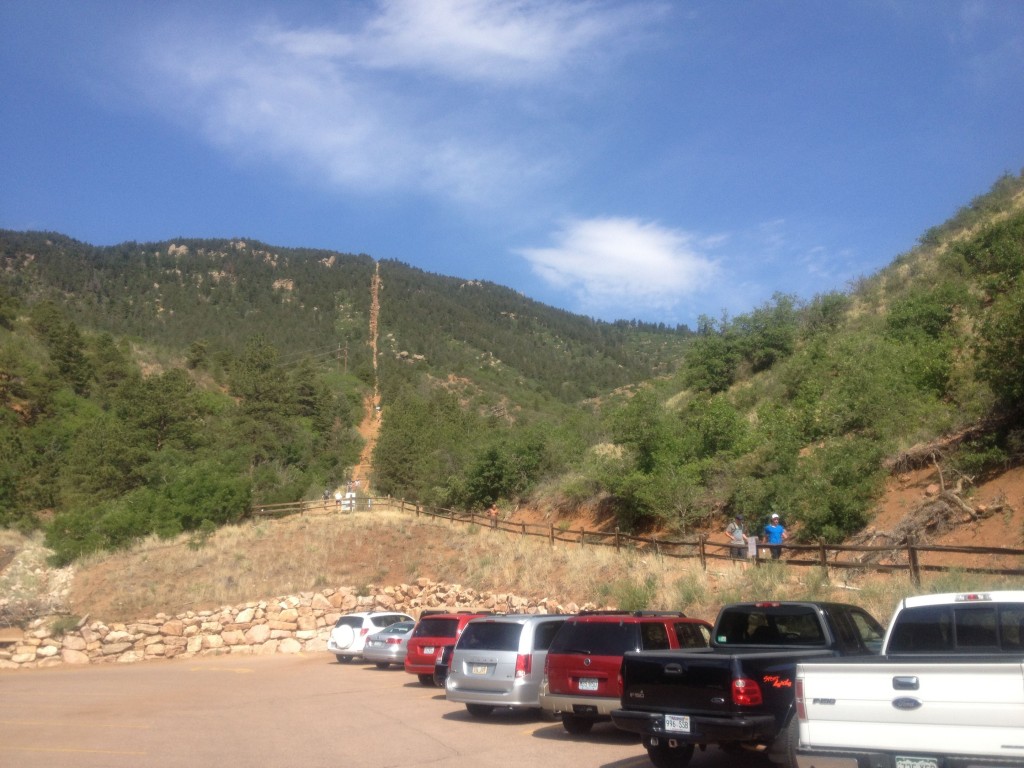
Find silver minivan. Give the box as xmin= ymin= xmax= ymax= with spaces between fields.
xmin=445 ymin=614 xmax=569 ymax=717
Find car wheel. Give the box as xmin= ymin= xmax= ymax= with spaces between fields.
xmin=335 ymin=654 xmax=347 ymax=663
xmin=418 ymin=674 xmax=435 ymax=687
xmin=646 ymin=741 xmax=694 ymax=768
xmin=561 ymin=714 xmax=594 ymax=734
xmin=465 ymin=704 xmax=493 ymax=717
xmin=768 ymin=716 xmax=799 ymax=768
xmin=374 ymin=662 xmax=390 ymax=669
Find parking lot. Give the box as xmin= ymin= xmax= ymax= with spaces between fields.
xmin=0 ymin=653 xmax=771 ymax=768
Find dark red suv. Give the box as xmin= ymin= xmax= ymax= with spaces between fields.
xmin=540 ymin=611 xmax=712 ymax=733
xmin=404 ymin=612 xmax=490 ymax=686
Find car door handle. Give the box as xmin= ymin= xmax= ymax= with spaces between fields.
xmin=892 ymin=676 xmax=919 ymax=690
xmin=892 ymin=697 xmax=922 ymax=710
xmin=664 ymin=663 xmax=684 ymax=675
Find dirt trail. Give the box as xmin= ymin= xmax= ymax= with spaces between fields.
xmin=350 ymin=262 xmax=381 ymax=492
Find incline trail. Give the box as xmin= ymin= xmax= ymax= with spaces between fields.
xmin=349 ymin=262 xmax=381 ymax=492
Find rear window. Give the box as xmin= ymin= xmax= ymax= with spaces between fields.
xmin=888 ymin=603 xmax=1024 ymax=653
xmin=335 ymin=616 xmax=362 ymax=628
xmin=413 ymin=618 xmax=460 ymax=638
xmin=715 ymin=606 xmax=826 ymax=645
xmin=458 ymin=622 xmax=523 ymax=651
xmin=375 ymin=614 xmax=411 ymax=628
xmin=379 ymin=622 xmax=414 ymax=636
xmin=549 ymin=621 xmax=639 ymax=655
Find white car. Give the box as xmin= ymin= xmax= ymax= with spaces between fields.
xmin=328 ymin=611 xmax=414 ymax=663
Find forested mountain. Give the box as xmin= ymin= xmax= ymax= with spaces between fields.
xmin=0 ymin=171 xmax=1021 ymax=567
xmin=0 ymin=230 xmax=689 ymax=563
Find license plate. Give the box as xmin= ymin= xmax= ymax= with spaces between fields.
xmin=665 ymin=714 xmax=691 ymax=733
xmin=423 ymin=646 xmax=434 ymax=655
xmin=471 ymin=664 xmax=488 ymax=675
xmin=895 ymin=758 xmax=939 ymax=768
xmin=578 ymin=678 xmax=598 ymax=691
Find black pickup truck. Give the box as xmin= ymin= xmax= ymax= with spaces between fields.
xmin=610 ymin=601 xmax=884 ymax=768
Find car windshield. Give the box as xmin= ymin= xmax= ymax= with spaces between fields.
xmin=413 ymin=618 xmax=460 ymax=638
xmin=548 ymin=622 xmax=639 ymax=655
xmin=457 ymin=622 xmax=523 ymax=651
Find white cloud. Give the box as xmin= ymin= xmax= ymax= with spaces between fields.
xmin=516 ymin=217 xmax=719 ymax=315
xmin=129 ymin=1 xmax=656 ymax=202
xmin=358 ymin=0 xmax=639 ymax=84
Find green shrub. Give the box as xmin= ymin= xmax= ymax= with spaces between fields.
xmin=613 ymin=574 xmax=659 ymax=611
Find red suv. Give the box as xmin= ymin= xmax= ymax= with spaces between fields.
xmin=404 ymin=612 xmax=490 ymax=686
xmin=540 ymin=611 xmax=712 ymax=734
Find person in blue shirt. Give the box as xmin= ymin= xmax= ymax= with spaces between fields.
xmin=763 ymin=513 xmax=787 ymax=560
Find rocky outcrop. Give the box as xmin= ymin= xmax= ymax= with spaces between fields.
xmin=0 ymin=579 xmax=592 ymax=670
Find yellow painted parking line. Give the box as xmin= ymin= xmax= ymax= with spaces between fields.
xmin=0 ymin=745 xmax=148 ymax=756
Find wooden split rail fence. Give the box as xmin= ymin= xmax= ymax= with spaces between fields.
xmin=252 ymin=497 xmax=1024 ymax=586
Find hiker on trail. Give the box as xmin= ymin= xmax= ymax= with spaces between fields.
xmin=726 ymin=514 xmax=747 ymax=558
xmin=763 ymin=513 xmax=788 ymax=560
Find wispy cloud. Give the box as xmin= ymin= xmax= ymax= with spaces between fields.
xmin=516 ymin=217 xmax=720 ymax=316
xmin=128 ymin=1 xmax=656 ymax=203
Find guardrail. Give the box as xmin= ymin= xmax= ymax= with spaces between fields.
xmin=251 ymin=497 xmax=1024 ymax=585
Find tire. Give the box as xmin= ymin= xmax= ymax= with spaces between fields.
xmin=333 ymin=624 xmax=355 ymax=649
xmin=768 ymin=716 xmax=799 ymax=768
xmin=561 ymin=714 xmax=594 ymax=735
xmin=335 ymin=654 xmax=347 ymax=663
xmin=418 ymin=674 xmax=435 ymax=687
xmin=646 ymin=742 xmax=694 ymax=768
xmin=465 ymin=704 xmax=494 ymax=718
xmin=375 ymin=662 xmax=390 ymax=669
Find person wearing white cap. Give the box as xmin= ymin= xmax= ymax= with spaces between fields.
xmin=763 ymin=513 xmax=788 ymax=560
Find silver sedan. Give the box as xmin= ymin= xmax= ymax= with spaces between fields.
xmin=362 ymin=621 xmax=416 ymax=668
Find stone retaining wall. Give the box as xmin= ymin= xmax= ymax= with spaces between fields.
xmin=0 ymin=578 xmax=594 ymax=670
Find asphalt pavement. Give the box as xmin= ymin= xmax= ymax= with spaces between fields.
xmin=0 ymin=653 xmax=773 ymax=768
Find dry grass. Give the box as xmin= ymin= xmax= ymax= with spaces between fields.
xmin=8 ymin=505 xmax=1022 ymax=626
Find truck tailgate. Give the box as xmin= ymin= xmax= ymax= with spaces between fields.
xmin=799 ymin=660 xmax=1024 ymax=757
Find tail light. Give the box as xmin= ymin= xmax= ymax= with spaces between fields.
xmin=387 ymin=637 xmax=402 ymax=646
xmin=795 ymin=678 xmax=806 ymax=721
xmin=732 ymin=677 xmax=763 ymax=706
xmin=360 ymin=628 xmax=369 ymax=637
xmin=515 ymin=654 xmax=532 ymax=679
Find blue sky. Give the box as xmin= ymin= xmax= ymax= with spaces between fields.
xmin=2 ymin=1 xmax=1022 ymax=326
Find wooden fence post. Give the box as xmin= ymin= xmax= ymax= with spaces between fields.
xmin=615 ymin=526 xmax=621 ymax=552
xmin=908 ymin=545 xmax=921 ymax=586
xmin=819 ymin=541 xmax=828 ymax=568
xmin=699 ymin=535 xmax=707 ymax=571
xmin=549 ymin=524 xmax=555 ymax=547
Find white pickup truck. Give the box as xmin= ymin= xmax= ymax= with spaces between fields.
xmin=795 ymin=590 xmax=1024 ymax=768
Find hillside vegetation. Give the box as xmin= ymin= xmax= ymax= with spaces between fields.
xmin=1 ymin=172 xmax=1022 ymax=570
